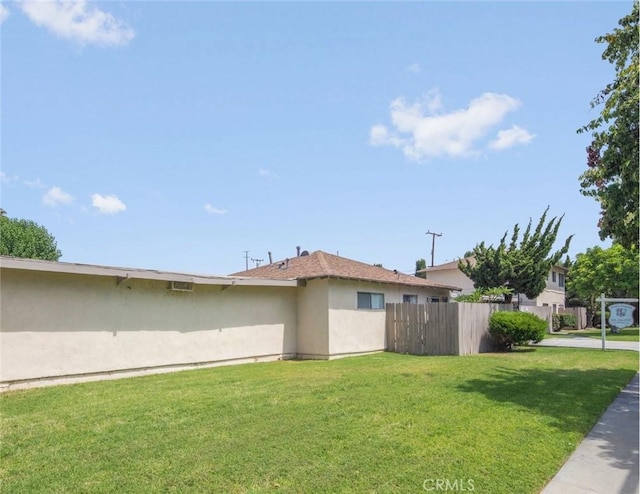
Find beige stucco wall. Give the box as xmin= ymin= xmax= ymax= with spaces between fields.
xmin=426 ymin=269 xmax=475 ymax=296
xmin=326 ymin=279 xmax=451 ymax=356
xmin=1 ymin=265 xmax=455 ymax=386
xmin=1 ymin=268 xmax=297 ymax=383
xmin=429 ymin=266 xmax=566 ymax=309
xmin=296 ymin=278 xmax=329 ymax=358
xmin=521 ymin=289 xmax=565 ymax=311
xmin=518 ymin=267 xmax=566 ymax=310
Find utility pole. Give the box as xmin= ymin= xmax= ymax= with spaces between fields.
xmin=243 ymin=251 xmax=250 ymax=271
xmin=425 ymin=231 xmax=442 ymax=267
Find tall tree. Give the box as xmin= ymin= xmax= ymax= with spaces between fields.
xmin=415 ymin=258 xmax=427 ymax=278
xmin=578 ymin=2 xmax=639 ymax=249
xmin=567 ymin=244 xmax=639 ymax=326
xmin=0 ymin=215 xmax=62 ymax=261
xmin=459 ymin=235 xmax=513 ymax=299
xmin=459 ymin=208 xmax=572 ymax=303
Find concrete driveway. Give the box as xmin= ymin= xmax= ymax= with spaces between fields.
xmin=534 ymin=336 xmax=639 ymax=352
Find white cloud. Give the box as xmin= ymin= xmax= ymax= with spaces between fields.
xmin=24 ymin=178 xmax=47 ymax=189
xmin=0 ymin=172 xmax=19 ymax=184
xmin=407 ymin=63 xmax=421 ymax=74
xmin=19 ymin=0 xmax=135 ymax=46
xmin=0 ymin=3 xmax=10 ymax=24
xmin=259 ymin=168 xmax=279 ymax=179
xmin=369 ymin=124 xmax=404 ymax=148
xmin=489 ymin=125 xmax=536 ymax=150
xmin=92 ymin=193 xmax=126 ymax=214
xmin=204 ymin=204 xmax=227 ymax=215
xmin=370 ymin=125 xmax=390 ymax=146
xmin=370 ymin=90 xmax=532 ymax=160
xmin=43 ymin=186 xmax=74 ymax=207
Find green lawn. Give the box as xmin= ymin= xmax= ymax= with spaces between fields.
xmin=1 ymin=349 xmax=637 ymax=493
xmin=548 ymin=327 xmax=640 ymax=342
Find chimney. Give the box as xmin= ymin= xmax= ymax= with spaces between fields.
xmin=296 ymin=246 xmax=301 ymax=257
xmin=268 ymin=251 xmax=273 ymax=264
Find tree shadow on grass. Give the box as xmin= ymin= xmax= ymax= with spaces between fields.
xmin=457 ymin=366 xmax=638 ymax=485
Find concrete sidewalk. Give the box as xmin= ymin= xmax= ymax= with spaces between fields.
xmin=541 ymin=370 xmax=639 ymax=494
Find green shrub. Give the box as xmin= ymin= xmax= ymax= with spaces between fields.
xmin=552 ymin=314 xmax=576 ymax=331
xmin=594 ymin=311 xmax=611 ymax=328
xmin=560 ymin=314 xmax=577 ymax=329
xmin=489 ymin=311 xmax=547 ymax=350
xmin=552 ymin=314 xmax=561 ymax=332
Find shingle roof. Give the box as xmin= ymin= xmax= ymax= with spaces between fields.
xmin=230 ymin=251 xmax=461 ymax=290
xmin=421 ymin=257 xmax=475 ymax=273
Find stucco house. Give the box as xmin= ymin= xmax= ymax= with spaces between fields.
xmin=422 ymin=257 xmax=567 ymax=312
xmin=231 ymin=250 xmax=459 ymax=359
xmin=1 ymin=251 xmax=459 ymax=389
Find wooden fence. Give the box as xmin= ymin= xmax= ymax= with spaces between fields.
xmin=386 ymin=303 xmax=511 ymax=356
xmin=519 ymin=306 xmax=553 ymax=333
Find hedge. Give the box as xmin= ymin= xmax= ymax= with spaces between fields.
xmin=489 ymin=311 xmax=547 ymax=351
xmin=552 ymin=314 xmax=578 ymax=331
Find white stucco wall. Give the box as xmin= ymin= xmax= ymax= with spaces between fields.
xmin=1 ymin=268 xmax=297 ymax=383
xmin=326 ymin=279 xmax=451 ymax=356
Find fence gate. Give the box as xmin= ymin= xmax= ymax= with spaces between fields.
xmin=385 ymin=303 xmax=460 ymax=356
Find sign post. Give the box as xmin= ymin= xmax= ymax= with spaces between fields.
xmin=596 ymin=294 xmax=638 ymax=351
xmin=600 ymin=294 xmax=606 ymax=350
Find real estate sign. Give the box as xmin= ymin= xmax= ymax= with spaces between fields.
xmin=596 ymin=295 xmax=639 ymax=351
xmin=608 ymin=303 xmax=636 ymax=330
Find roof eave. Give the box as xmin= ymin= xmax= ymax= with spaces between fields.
xmin=298 ymin=273 xmax=461 ymax=291
xmin=0 ymin=256 xmax=298 ymax=288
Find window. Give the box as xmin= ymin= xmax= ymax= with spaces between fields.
xmin=357 ymin=292 xmax=385 ymax=309
xmin=403 ymin=294 xmax=418 ymax=304
xmin=552 ymin=271 xmax=557 ymax=282
xmin=558 ymin=273 xmax=565 ymax=288
xmin=430 ymin=296 xmax=440 ymax=303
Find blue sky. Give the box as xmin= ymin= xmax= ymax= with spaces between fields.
xmin=1 ymin=1 xmax=631 ymax=275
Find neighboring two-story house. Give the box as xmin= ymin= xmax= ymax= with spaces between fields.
xmin=422 ymin=258 xmax=567 ymax=312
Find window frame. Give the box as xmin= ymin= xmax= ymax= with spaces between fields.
xmin=558 ymin=273 xmax=565 ymax=288
xmin=357 ymin=291 xmax=385 ymax=310
xmin=403 ymin=294 xmax=418 ymax=304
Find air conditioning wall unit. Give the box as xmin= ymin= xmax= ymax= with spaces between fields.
xmin=168 ymin=281 xmax=194 ymax=292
